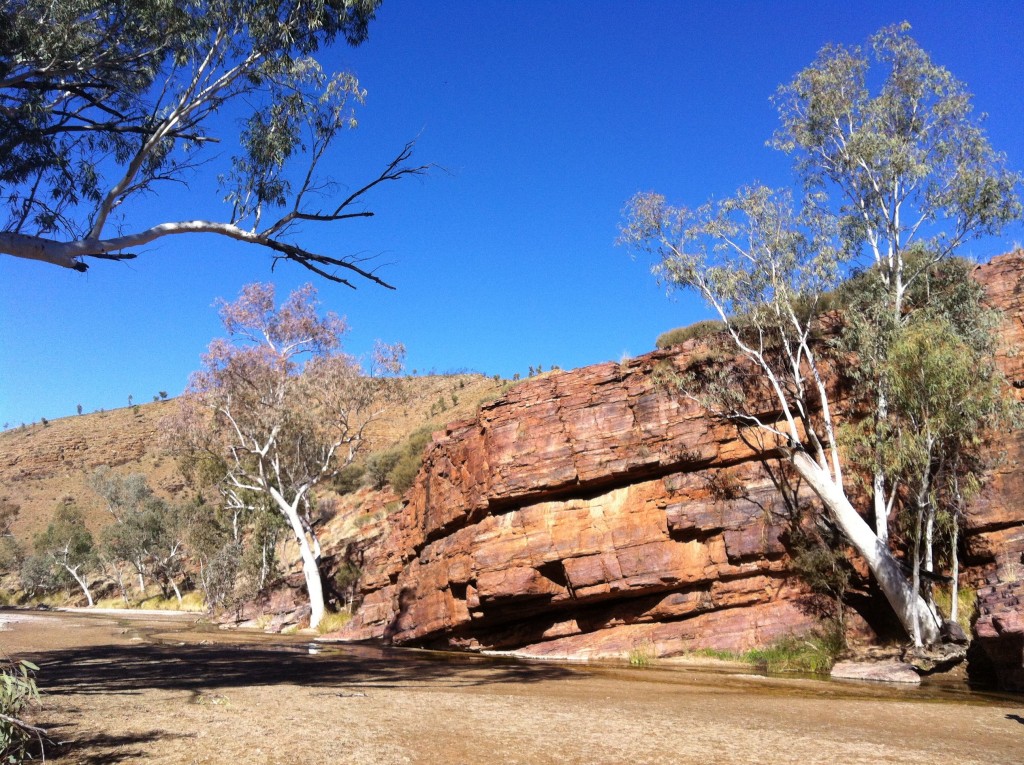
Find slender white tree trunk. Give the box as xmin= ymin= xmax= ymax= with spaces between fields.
xmin=911 ymin=497 xmax=925 ymax=646
xmin=924 ymin=508 xmax=935 ymax=575
xmin=791 ymin=450 xmax=940 ymax=645
xmin=950 ymin=519 xmax=960 ymax=624
xmin=169 ymin=576 xmax=183 ymax=606
xmin=65 ymin=565 xmax=94 ymax=607
xmin=873 ymin=391 xmax=890 ymax=543
xmin=873 ymin=470 xmax=889 ymax=542
xmin=134 ymin=560 xmax=146 ymax=595
xmin=271 ymin=489 xmax=325 ymax=630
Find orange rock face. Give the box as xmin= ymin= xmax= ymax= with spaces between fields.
xmin=340 ymin=251 xmax=1024 ymax=671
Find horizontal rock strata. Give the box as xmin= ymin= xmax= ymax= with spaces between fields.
xmin=339 ymin=251 xmax=1024 ymax=676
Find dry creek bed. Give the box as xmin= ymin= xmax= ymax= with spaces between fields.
xmin=2 ymin=608 xmax=1022 ymax=765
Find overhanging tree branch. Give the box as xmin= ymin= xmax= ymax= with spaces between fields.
xmin=1 ymin=0 xmax=424 ymax=287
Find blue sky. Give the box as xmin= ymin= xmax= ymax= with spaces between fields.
xmin=2 ymin=1 xmax=1022 ymax=426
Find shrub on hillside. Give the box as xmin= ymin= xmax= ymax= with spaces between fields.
xmin=655 ymin=319 xmax=726 ymax=349
xmin=19 ymin=553 xmax=61 ymax=596
xmin=365 ymin=450 xmax=401 ymax=490
xmin=0 ymin=537 xmax=23 ymax=576
xmin=387 ymin=427 xmax=434 ymax=494
xmin=332 ymin=462 xmax=366 ymax=494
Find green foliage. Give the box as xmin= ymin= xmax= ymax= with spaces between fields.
xmin=839 ymin=257 xmax=1018 ymax=593
xmin=237 ymin=505 xmax=284 ymax=600
xmin=387 ymin=426 xmax=434 ymax=494
xmin=364 ymin=449 xmax=401 ymax=490
xmin=18 ymin=554 xmax=59 ymax=597
xmin=770 ymin=22 xmax=1021 ymax=260
xmin=360 ymin=426 xmax=432 ymax=493
xmin=790 ymin=540 xmax=850 ymax=605
xmin=316 ymin=610 xmax=352 ymax=635
xmin=0 ymin=0 xmax=433 ymax=287
xmin=627 ymin=641 xmax=655 ymax=667
xmin=333 ymin=560 xmax=361 ymax=593
xmin=32 ymin=502 xmax=97 ymax=601
xmin=332 ymin=462 xmax=366 ymax=494
xmin=0 ymin=500 xmax=22 ymax=576
xmin=622 ymin=23 xmax=1021 ymax=645
xmin=0 ymin=658 xmax=42 ymax=763
xmin=655 ymin=319 xmax=726 ymax=349
xmin=932 ymin=584 xmax=977 ymax=635
xmin=743 ymin=628 xmax=844 ymax=675
xmin=0 ymin=538 xmax=22 ymax=577
xmin=689 ymin=647 xmax=743 ymax=662
xmin=88 ymin=468 xmax=153 ymax=521
xmin=199 ymin=541 xmax=243 ymax=611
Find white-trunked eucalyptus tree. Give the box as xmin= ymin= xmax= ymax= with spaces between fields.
xmin=622 ymin=24 xmax=1020 ymax=646
xmin=0 ymin=0 xmax=426 ymax=286
xmin=168 ymin=282 xmax=404 ymax=629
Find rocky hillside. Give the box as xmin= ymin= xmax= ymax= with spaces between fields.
xmin=337 ymin=251 xmax=1024 ymax=689
xmin=0 ymin=374 xmax=505 ymax=545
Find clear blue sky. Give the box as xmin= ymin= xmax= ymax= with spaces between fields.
xmin=1 ymin=1 xmax=1022 ymax=426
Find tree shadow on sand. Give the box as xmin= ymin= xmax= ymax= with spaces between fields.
xmin=25 ymin=640 xmax=578 ymax=698
xmin=37 ymin=721 xmax=194 ymax=764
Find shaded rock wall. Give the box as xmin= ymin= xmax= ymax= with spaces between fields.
xmin=969 ymin=252 xmax=1024 ymax=690
xmin=340 ymin=251 xmax=1024 ymax=669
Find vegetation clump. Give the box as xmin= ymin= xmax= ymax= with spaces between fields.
xmin=743 ymin=629 xmax=844 ymax=675
xmin=627 ymin=641 xmax=656 ymax=667
xmin=0 ymin=657 xmax=45 ymax=762
xmin=655 ymin=319 xmax=726 ymax=349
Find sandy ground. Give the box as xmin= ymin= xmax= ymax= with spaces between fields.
xmin=2 ymin=609 xmax=1022 ymax=765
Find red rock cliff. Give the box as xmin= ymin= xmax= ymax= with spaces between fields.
xmin=339 ymin=251 xmax=1024 ymax=669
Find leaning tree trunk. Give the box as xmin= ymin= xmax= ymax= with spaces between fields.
xmin=271 ymin=489 xmax=326 ymax=630
xmin=64 ymin=565 xmax=94 ymax=607
xmin=791 ymin=451 xmax=940 ymax=646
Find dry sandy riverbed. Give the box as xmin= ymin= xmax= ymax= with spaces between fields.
xmin=2 ymin=609 xmax=1022 ymax=764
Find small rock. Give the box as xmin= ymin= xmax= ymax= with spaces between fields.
xmin=902 ymin=642 xmax=967 ymax=674
xmin=940 ymin=619 xmax=968 ymax=645
xmin=830 ymin=661 xmax=921 ymax=684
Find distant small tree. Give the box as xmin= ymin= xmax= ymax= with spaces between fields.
xmin=32 ymin=502 xmax=97 ymax=606
xmin=101 ymin=495 xmax=189 ymax=605
xmin=89 ymin=468 xmax=154 ymax=593
xmin=166 ymin=282 xmax=405 ymax=629
xmin=0 ymin=498 xmax=23 ymax=575
xmin=364 ymin=449 xmax=400 ymax=491
xmin=179 ymin=501 xmax=237 ymax=610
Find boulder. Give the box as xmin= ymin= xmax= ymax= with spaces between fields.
xmin=831 ymin=661 xmax=921 ymax=684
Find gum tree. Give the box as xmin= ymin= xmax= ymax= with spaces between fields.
xmin=771 ymin=22 xmax=1020 ymax=552
xmin=167 ymin=282 xmax=404 ymax=629
xmin=1 ymin=0 xmax=427 ymax=285
xmin=622 ymin=24 xmax=1020 ymax=645
xmin=32 ymin=503 xmax=98 ymax=607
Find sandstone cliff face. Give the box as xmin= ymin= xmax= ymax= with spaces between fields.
xmin=345 ymin=363 xmax=815 ymax=659
xmin=969 ymin=253 xmax=1024 ymax=690
xmin=338 ymin=251 xmax=1024 ymax=671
